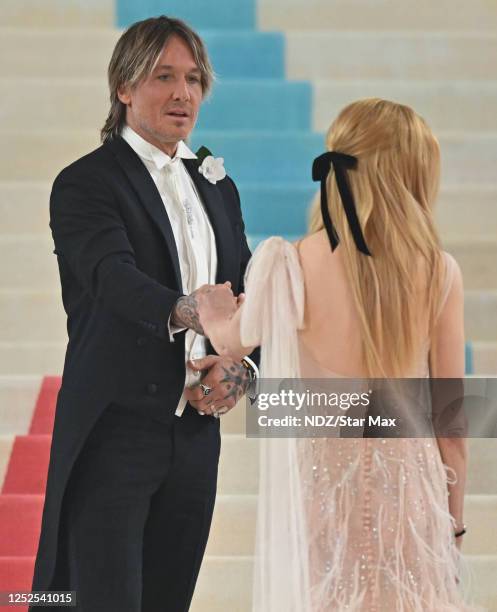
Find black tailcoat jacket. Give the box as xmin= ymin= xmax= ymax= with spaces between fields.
xmin=31 ymin=135 xmax=258 ymax=593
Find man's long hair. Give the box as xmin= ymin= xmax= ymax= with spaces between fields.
xmin=101 ymin=15 xmax=214 ymax=143
xmin=309 ymin=98 xmax=445 ymax=377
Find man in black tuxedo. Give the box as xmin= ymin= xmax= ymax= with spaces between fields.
xmin=30 ymin=16 xmax=258 ymax=612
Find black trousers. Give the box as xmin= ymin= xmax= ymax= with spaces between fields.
xmin=47 ymin=402 xmax=220 ymax=612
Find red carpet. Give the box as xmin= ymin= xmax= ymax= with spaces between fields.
xmin=0 ymin=376 xmax=60 ymax=610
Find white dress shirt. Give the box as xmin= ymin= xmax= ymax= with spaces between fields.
xmin=121 ymin=125 xmax=217 ymax=417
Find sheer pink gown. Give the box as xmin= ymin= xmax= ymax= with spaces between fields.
xmin=215 ymin=231 xmax=482 ymax=611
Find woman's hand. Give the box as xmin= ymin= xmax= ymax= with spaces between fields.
xmin=171 ymin=282 xmax=238 ymax=335
xmin=196 ymin=281 xmax=240 ymax=339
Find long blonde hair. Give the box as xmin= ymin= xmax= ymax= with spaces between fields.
xmin=309 ymin=98 xmax=444 ymax=377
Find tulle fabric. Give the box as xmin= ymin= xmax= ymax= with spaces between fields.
xmin=241 ymin=237 xmax=484 ymax=612
xmin=242 ymin=237 xmax=312 ymax=612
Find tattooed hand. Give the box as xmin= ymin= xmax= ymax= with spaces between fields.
xmin=184 ymin=355 xmax=251 ymax=416
xmin=171 ymin=282 xmax=237 ymax=335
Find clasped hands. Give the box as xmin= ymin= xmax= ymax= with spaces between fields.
xmin=172 ymin=282 xmax=248 ymax=417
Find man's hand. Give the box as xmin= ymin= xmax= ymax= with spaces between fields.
xmin=184 ymin=355 xmax=251 ymax=416
xmin=171 ymin=282 xmax=236 ymax=335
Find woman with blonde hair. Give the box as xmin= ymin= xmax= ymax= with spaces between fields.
xmin=189 ymin=98 xmax=480 ymax=610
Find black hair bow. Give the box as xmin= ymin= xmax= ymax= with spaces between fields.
xmin=312 ymin=151 xmax=372 ymax=256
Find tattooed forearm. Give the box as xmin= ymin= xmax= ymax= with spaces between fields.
xmin=220 ymin=363 xmax=250 ymax=402
xmin=172 ymin=295 xmax=204 ymax=335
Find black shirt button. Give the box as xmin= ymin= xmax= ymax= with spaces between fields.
xmin=147 ymin=383 xmax=158 ymax=395
xmin=137 ymin=337 xmax=146 ymax=346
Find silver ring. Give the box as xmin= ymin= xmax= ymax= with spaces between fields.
xmin=215 ymin=406 xmax=228 ymax=417
xmin=200 ymin=383 xmax=212 ymax=397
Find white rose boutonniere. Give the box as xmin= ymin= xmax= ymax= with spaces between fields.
xmin=196 ymin=146 xmax=227 ymax=185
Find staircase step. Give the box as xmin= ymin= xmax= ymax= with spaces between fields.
xmin=259 ymin=0 xmax=497 ymax=31
xmin=2 ymin=0 xmax=112 ymax=27
xmin=1 ymin=284 xmax=495 ymax=342
xmin=286 ymin=32 xmax=497 ymax=80
xmin=0 ymin=78 xmax=311 ymax=131
xmin=0 ymin=343 xmax=495 ymax=378
xmin=193 ymin=553 xmax=497 ymax=612
xmin=7 ymin=78 xmax=497 ymax=133
xmin=1 ymin=432 xmax=496 ymax=499
xmin=0 ymin=376 xmax=41 ymax=435
xmin=0 ymin=553 xmax=491 ymax=612
xmin=117 ymin=0 xmax=255 ymax=30
xmin=1 ymin=130 xmax=497 ymax=185
xmin=313 ymin=80 xmax=497 ymax=132
xmin=0 ymin=495 xmax=44 ymax=556
xmin=1 ymin=436 xmax=51 ymax=496
xmin=0 ymin=29 xmax=284 ymax=79
xmin=473 ymin=342 xmax=497 ymax=376
xmin=442 ymin=240 xmax=497 ymax=290
xmin=0 ymin=488 xmax=493 ymax=559
xmin=464 ymin=292 xmax=497 ymax=341
xmin=0 ymin=182 xmax=496 ymax=240
xmin=0 ymin=432 xmax=258 ymax=496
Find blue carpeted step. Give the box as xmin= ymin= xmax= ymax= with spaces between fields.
xmin=197 ymin=80 xmax=311 ymax=131
xmin=202 ymin=32 xmax=284 ymax=79
xmin=117 ymin=0 xmax=255 ymax=30
xmin=190 ymin=131 xmax=323 ymax=183
xmin=237 ymin=183 xmax=314 ymax=235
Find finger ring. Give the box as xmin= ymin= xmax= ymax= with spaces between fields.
xmin=200 ymin=383 xmax=212 ymax=397
xmin=216 ymin=406 xmax=228 ymax=416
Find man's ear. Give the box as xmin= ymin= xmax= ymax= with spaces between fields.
xmin=117 ymin=84 xmax=131 ymax=105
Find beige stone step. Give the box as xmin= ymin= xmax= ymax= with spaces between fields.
xmin=0 ymin=342 xmax=496 ymax=378
xmin=1 ymin=183 xmax=496 ymax=240
xmin=0 ymin=379 xmax=496 ymax=493
xmin=207 ymin=493 xmax=497 ymax=557
xmin=286 ymin=32 xmax=497 ymax=81
xmin=435 ymin=186 xmax=497 ymax=240
xmin=2 ymin=0 xmax=112 ymax=27
xmin=1 ymin=286 xmax=495 ymax=344
xmin=191 ymin=553 xmax=497 ymax=611
xmin=443 ymin=240 xmax=497 ymax=290
xmin=190 ymin=556 xmax=252 ymax=612
xmin=474 ymin=343 xmax=497 ymax=377
xmin=5 ymin=78 xmax=497 ymax=133
xmin=465 ymin=292 xmax=497 ymax=341
xmin=218 ymin=436 xmax=258 ymax=495
xmin=0 ymin=343 xmax=65 ymax=376
xmin=0 ymin=421 xmax=496 ymax=495
xmin=0 ymin=183 xmax=51 ymax=235
xmin=259 ymin=0 xmax=497 ymax=32
xmin=0 ymin=236 xmax=496 ymax=293
xmin=2 ymin=29 xmax=497 ymax=82
xmin=0 ymin=78 xmax=108 ymax=132
xmin=206 ymin=495 xmax=256 ymax=557
xmin=0 ymin=29 xmax=119 ymax=79
xmin=313 ymin=80 xmax=497 ymax=132
xmin=0 ymin=376 xmax=40 ymax=435
xmin=1 ymin=130 xmax=496 ymax=184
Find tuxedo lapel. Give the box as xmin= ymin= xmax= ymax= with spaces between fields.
xmin=182 ymin=158 xmax=237 ymax=285
xmin=106 ymin=136 xmax=183 ymax=289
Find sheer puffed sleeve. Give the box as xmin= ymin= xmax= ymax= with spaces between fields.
xmin=240 ymin=236 xmax=305 ymax=378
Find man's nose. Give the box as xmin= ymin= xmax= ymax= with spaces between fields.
xmin=172 ymin=78 xmax=190 ymax=101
